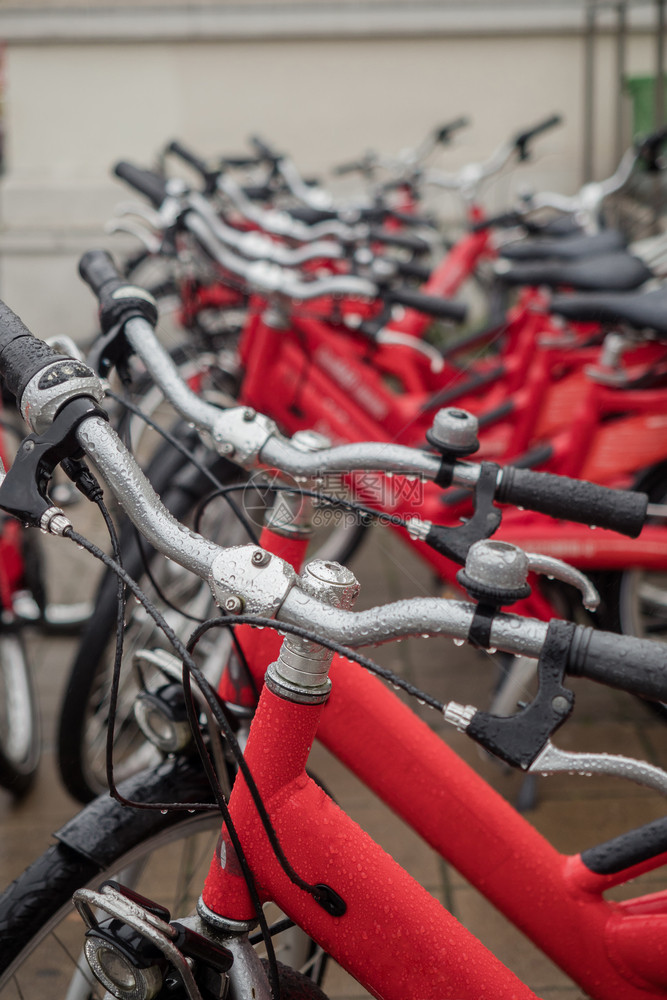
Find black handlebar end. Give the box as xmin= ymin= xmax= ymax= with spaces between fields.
xmin=567 ymin=623 xmax=667 ymax=703
xmin=0 ymin=300 xmax=69 ymax=402
xmin=513 ymin=114 xmax=563 ymax=160
xmin=496 ymin=466 xmax=648 ymax=538
xmin=78 ymin=249 xmax=124 ymax=298
xmin=113 ymin=161 xmax=170 ymax=208
xmin=385 ymin=287 xmax=468 ymax=326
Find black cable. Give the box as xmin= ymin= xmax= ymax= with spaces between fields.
xmin=89 ymin=494 xmax=130 ymax=806
xmin=185 ymin=614 xmax=445 ymax=713
xmin=193 ymin=480 xmax=409 ymax=535
xmin=62 ymin=528 xmax=351 ymax=898
xmin=132 ymin=525 xmax=207 ymax=625
xmin=189 ymin=621 xmax=259 ymax=706
xmin=63 ymin=527 xmax=281 ymax=995
xmin=105 ymin=387 xmax=259 ymax=544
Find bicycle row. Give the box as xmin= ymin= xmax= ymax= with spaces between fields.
xmin=2 ymin=116 xmax=667 ymax=998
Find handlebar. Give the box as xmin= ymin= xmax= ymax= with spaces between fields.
xmin=0 ymin=297 xmax=664 ymax=715
xmin=567 ymin=624 xmax=667 ymax=702
xmin=636 ymin=123 xmax=667 ymax=172
xmin=165 ymin=140 xmax=212 ymax=181
xmin=185 ymin=191 xmax=346 ymax=267
xmin=421 ymin=113 xmax=563 ymax=201
xmin=75 ymin=249 xmax=646 ymax=542
xmin=512 ymin=113 xmax=562 ymax=161
xmin=523 ymin=125 xmax=667 ymax=228
xmin=433 ymin=116 xmax=471 ymax=145
xmin=331 ymin=117 xmax=471 ymax=181
xmin=113 ymin=161 xmax=170 ymax=209
xmin=248 ymin=134 xmax=283 ymax=165
xmin=496 ymin=465 xmax=647 ymax=538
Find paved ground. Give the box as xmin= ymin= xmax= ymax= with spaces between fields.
xmin=1 ymin=504 xmax=667 ymax=999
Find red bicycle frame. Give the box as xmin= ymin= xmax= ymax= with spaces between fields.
xmin=0 ymin=403 xmax=26 ymax=611
xmin=233 ymin=294 xmax=667 ymax=604
xmin=203 ymin=524 xmax=667 ymax=999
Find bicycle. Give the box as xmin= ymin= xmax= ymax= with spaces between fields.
xmin=0 ymin=379 xmax=95 ymax=796
xmin=1 ymin=286 xmax=667 ymax=998
xmin=59 ymin=231 xmax=667 ymax=802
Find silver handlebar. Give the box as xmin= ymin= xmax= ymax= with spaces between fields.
xmin=182 ymin=212 xmax=378 ymax=301
xmin=421 ymin=139 xmax=518 ymax=202
xmin=520 ymin=146 xmax=639 ymax=231
xmin=122 ymin=315 xmax=446 ymax=482
xmin=217 ymin=175 xmax=368 ymax=243
xmin=186 ymin=191 xmax=346 ymax=266
xmin=74 ymin=414 xmax=548 ymax=656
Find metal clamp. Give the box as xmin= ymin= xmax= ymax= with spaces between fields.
xmin=0 ymin=396 xmax=108 ymax=530
xmin=209 ymin=544 xmax=297 ymax=617
xmin=210 ymin=407 xmax=277 ymax=466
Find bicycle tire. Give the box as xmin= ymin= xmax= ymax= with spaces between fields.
xmin=592 ymin=461 xmax=667 ymax=719
xmin=58 ymin=418 xmax=366 ymax=803
xmin=57 ymin=425 xmax=244 ymax=803
xmin=123 ymin=266 xmax=368 ymax=569
xmin=0 ymin=631 xmax=39 ymax=797
xmin=0 ymin=756 xmax=329 ymax=998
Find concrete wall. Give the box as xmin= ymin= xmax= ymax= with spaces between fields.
xmin=0 ymin=5 xmax=659 ymax=339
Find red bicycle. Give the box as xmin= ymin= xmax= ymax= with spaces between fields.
xmin=2 ymin=291 xmax=667 ymax=999
xmin=91 ymin=170 xmax=667 ymax=632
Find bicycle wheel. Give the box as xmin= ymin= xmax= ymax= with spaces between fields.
xmin=0 ymin=757 xmax=329 ymax=998
xmin=594 ymin=462 xmax=667 ymax=641
xmin=0 ymin=630 xmax=39 ymax=797
xmin=119 ymin=262 xmax=367 ymax=567
xmin=592 ymin=463 xmax=667 ymax=719
xmin=58 ymin=421 xmax=367 ymax=803
xmin=57 ymin=429 xmax=247 ymax=803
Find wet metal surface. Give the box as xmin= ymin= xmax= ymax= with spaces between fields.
xmin=1 ymin=508 xmax=666 ymax=999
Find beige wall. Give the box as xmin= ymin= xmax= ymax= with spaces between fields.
xmin=0 ymin=25 xmax=658 ymax=338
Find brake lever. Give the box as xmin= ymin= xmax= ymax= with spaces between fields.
xmin=105 ymin=219 xmax=164 ymax=255
xmin=0 ymin=397 xmax=107 ymax=532
xmin=529 ymin=740 xmax=667 ymax=795
xmin=110 ymin=200 xmax=166 ymax=230
xmin=523 ymin=552 xmax=599 ymax=612
xmin=444 ymin=619 xmax=575 ymax=766
xmin=375 ymin=330 xmax=445 ymax=373
xmin=407 ymin=463 xmax=502 ymax=565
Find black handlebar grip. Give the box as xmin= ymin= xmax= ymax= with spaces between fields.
xmin=367 ymin=227 xmax=431 ymax=255
xmin=385 ymin=288 xmax=467 ymax=325
xmin=567 ymin=624 xmax=667 ymax=702
xmin=220 ymin=154 xmax=265 ymax=169
xmin=113 ymin=161 xmax=170 ymax=208
xmin=78 ymin=249 xmax=158 ymax=348
xmin=288 ymin=205 xmax=338 ymax=225
xmin=241 ymin=183 xmax=277 ymax=202
xmin=78 ymin=249 xmax=124 ymax=299
xmin=637 ymin=125 xmax=667 ymax=171
xmin=386 ymin=208 xmax=438 ymax=229
xmin=469 ymin=210 xmax=522 ymax=233
xmin=248 ymin=134 xmax=282 ymax=164
xmin=434 ymin=116 xmax=471 ymax=144
xmin=394 ymin=259 xmax=433 ymax=283
xmin=496 ymin=466 xmax=648 ymax=538
xmin=0 ymin=300 xmax=65 ymax=402
xmin=166 ymin=140 xmax=210 ymax=179
xmin=513 ymin=114 xmax=563 ymax=158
